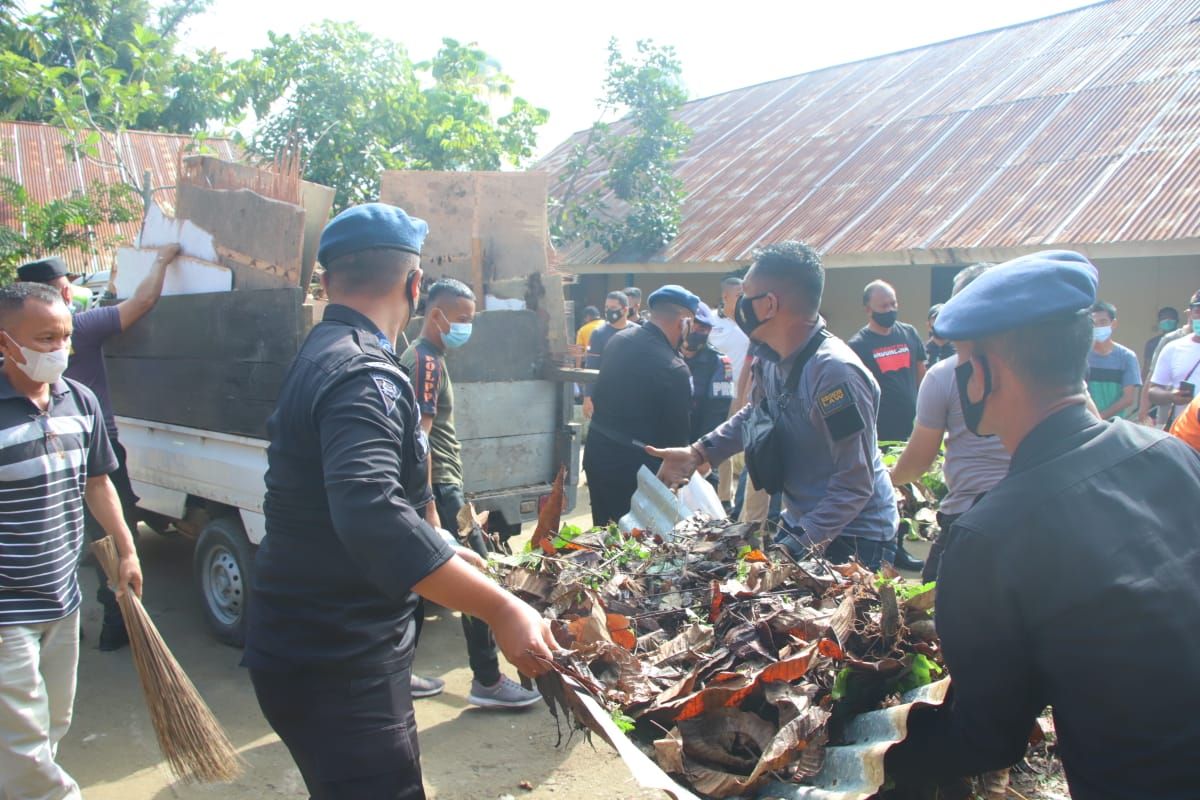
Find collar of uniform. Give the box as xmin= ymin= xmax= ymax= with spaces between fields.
xmin=323 ymin=304 xmax=395 ymax=349
xmin=1009 ymin=403 xmax=1101 ymax=475
xmin=777 ymin=316 xmax=828 ymax=369
xmin=0 ymin=369 xmax=70 ymax=400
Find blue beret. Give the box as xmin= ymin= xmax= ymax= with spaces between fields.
xmin=693 ymin=301 xmax=718 ymax=326
xmin=647 ymin=284 xmax=700 ymax=314
xmin=317 ymin=203 xmax=428 ymax=267
xmin=934 ymin=250 xmax=1098 ymax=341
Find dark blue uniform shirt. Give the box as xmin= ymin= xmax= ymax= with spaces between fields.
xmin=683 ymin=345 xmax=734 ymax=443
xmin=888 ymin=404 xmax=1200 ymax=797
xmin=243 ymin=305 xmax=453 ymax=675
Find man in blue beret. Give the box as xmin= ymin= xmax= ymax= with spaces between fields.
xmin=243 ymin=203 xmax=556 ymax=799
xmin=885 ymin=250 xmax=1200 ymax=798
xmin=583 ymin=284 xmax=699 ymax=525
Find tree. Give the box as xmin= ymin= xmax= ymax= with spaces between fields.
xmin=550 ymin=39 xmax=692 ymax=259
xmin=246 ymin=23 xmax=548 ymax=210
xmin=0 ymin=177 xmax=140 ymax=282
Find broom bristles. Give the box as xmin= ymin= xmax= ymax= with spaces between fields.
xmin=91 ymin=537 xmax=245 ymax=783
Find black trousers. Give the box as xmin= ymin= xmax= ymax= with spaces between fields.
xmin=415 ymin=483 xmax=501 ymax=686
xmin=921 ymin=511 xmax=961 ymax=584
xmin=584 ymin=464 xmax=640 ymax=528
xmin=82 ymin=438 xmax=139 ymax=626
xmin=251 ymin=667 xmax=424 ymax=799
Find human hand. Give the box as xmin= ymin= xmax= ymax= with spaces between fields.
xmin=582 ymin=397 xmax=594 ymax=420
xmin=154 ymin=244 xmax=181 ymax=266
xmin=454 ymin=544 xmax=487 ymax=571
xmin=1172 ymin=387 xmax=1194 ymax=405
xmin=646 ymin=444 xmax=703 ymax=490
xmin=116 ymin=554 xmax=143 ymax=600
xmin=491 ymin=595 xmax=558 ymax=678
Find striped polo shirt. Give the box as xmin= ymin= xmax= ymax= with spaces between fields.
xmin=0 ymin=372 xmax=116 ymax=626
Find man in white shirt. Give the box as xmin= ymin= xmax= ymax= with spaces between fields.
xmin=707 ymin=276 xmax=750 ymax=506
xmin=1148 ymin=291 xmax=1200 ymax=426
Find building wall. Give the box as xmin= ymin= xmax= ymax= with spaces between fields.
xmin=568 ymin=255 xmax=1200 ymax=366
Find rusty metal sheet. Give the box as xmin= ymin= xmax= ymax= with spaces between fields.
xmin=0 ymin=121 xmax=238 ymax=273
xmin=542 ymin=0 xmax=1200 ymax=267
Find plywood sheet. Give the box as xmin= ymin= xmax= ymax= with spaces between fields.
xmin=176 ymin=184 xmax=304 ymax=282
xmin=379 ymin=171 xmax=549 ymax=285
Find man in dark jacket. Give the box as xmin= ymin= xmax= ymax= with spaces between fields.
xmin=885 ymin=250 xmax=1200 ymax=799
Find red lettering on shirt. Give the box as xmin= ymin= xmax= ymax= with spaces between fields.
xmin=872 ymin=344 xmax=912 ymax=374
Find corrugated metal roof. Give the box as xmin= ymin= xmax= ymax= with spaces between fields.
xmin=0 ymin=121 xmax=238 ymax=273
xmin=540 ymin=0 xmax=1200 ymax=266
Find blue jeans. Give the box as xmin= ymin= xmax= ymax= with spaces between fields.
xmin=776 ymin=527 xmax=897 ymax=571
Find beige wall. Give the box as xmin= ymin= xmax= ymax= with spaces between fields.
xmin=595 ymin=254 xmax=1200 ymax=366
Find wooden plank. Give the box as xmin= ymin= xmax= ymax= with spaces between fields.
xmin=106 ymin=357 xmax=284 ymax=438
xmin=378 ymin=171 xmax=549 ymax=286
xmin=175 ymin=184 xmax=305 ymax=281
xmin=453 ymin=382 xmax=558 ymax=440
xmin=216 ymin=244 xmax=298 ymax=289
xmin=179 ymin=155 xmax=300 ymax=205
xmin=299 ymin=181 xmax=335 ymax=290
xmin=105 ymin=289 xmax=306 ymax=363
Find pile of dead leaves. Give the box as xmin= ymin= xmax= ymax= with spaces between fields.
xmin=492 ymin=507 xmax=942 ymax=799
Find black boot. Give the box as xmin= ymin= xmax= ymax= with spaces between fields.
xmin=99 ymin=617 xmax=129 ymax=651
xmin=893 ymin=539 xmax=925 ymax=572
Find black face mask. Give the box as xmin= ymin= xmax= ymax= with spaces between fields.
xmin=955 ymin=356 xmax=993 ymax=436
xmin=872 ymin=310 xmax=898 ymax=329
xmin=605 ymin=308 xmax=624 ymax=323
xmin=684 ymin=331 xmax=708 ymax=351
xmin=735 ymin=292 xmax=771 ymax=337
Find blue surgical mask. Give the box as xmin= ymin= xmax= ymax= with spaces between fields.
xmin=1093 ymin=325 xmax=1112 ymax=343
xmin=444 ymin=322 xmax=473 ymax=349
xmin=1159 ymin=319 xmax=1178 ymax=333
xmin=1193 ymin=319 xmax=1200 ymax=336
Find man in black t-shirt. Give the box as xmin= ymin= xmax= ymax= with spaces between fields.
xmin=848 ymin=280 xmax=927 ymax=443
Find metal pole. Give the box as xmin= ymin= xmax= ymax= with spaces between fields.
xmin=142 ymin=169 xmax=153 ymax=212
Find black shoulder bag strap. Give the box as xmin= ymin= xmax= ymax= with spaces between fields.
xmin=775 ymin=329 xmax=832 ymax=412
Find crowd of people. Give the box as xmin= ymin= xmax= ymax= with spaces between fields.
xmin=0 ymin=200 xmax=1198 ymax=799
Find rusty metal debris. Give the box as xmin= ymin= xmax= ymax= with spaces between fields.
xmin=494 ymin=510 xmax=946 ymax=799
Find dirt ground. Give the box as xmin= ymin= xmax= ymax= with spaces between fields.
xmin=60 ymin=491 xmax=662 ymax=800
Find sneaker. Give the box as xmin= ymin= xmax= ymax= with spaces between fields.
xmin=410 ymin=674 xmax=445 ymax=699
xmin=892 ymin=541 xmax=925 ymax=572
xmin=98 ymin=621 xmax=129 ymax=652
xmin=467 ymin=675 xmax=542 ymax=709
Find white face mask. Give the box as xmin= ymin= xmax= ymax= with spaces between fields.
xmin=5 ymin=335 xmax=69 ymax=384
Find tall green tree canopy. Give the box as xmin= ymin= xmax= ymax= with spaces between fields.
xmin=551 ymin=38 xmax=691 ymax=259
xmin=247 ymin=24 xmax=548 ymax=209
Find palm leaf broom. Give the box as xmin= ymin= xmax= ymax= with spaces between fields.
xmin=91 ymin=536 xmax=244 ymax=783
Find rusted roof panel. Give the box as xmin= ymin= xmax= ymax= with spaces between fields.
xmin=0 ymin=121 xmax=238 ymax=274
xmin=542 ymin=0 xmax=1200 ymax=266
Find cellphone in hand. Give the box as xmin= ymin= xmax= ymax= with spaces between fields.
xmin=1181 ymin=381 xmax=1196 ymax=398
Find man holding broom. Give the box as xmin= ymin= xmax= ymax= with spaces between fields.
xmin=0 ymin=282 xmax=142 ymax=800
xmin=243 ymin=203 xmax=556 ymax=799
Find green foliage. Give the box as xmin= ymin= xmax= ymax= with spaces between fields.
xmin=551 ymin=38 xmax=692 ymax=258
xmin=894 ymin=653 xmax=943 ymax=694
xmin=246 ymin=24 xmax=547 ymax=211
xmin=610 ymin=708 xmax=637 ymax=733
xmin=0 ymin=176 xmax=140 ymax=282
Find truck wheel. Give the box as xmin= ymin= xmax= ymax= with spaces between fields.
xmin=194 ymin=516 xmax=254 ymax=648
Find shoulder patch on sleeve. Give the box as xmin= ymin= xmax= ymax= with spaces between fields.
xmin=373 ymin=374 xmax=400 ymax=415
xmin=818 ymin=382 xmax=865 ymax=441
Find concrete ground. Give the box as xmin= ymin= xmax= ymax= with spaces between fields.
xmin=60 ymin=489 xmax=662 ymax=799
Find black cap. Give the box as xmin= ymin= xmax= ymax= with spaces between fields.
xmin=17 ymin=257 xmax=70 ymax=284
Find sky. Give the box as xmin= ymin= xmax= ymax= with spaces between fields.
xmin=179 ymin=0 xmax=1094 ymax=158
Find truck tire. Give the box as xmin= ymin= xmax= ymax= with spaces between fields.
xmin=194 ymin=516 xmax=254 ymax=648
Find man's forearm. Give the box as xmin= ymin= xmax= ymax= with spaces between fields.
xmin=84 ymin=476 xmax=137 ymax=558
xmin=1147 ymin=383 xmax=1174 ymax=406
xmin=413 ymin=555 xmax=520 ymax=628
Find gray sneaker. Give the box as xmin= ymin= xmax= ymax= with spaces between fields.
xmin=467 ymin=675 xmax=542 ymax=709
xmin=410 ymin=674 xmax=445 ymax=699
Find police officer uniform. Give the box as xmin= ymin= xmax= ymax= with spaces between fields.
xmin=243 ymin=204 xmax=453 ymax=799
xmin=583 ymin=285 xmax=698 ymax=526
xmin=683 ymin=303 xmax=736 ymax=442
xmin=699 ymin=318 xmax=900 ymax=569
xmin=886 ymin=252 xmax=1200 ymax=798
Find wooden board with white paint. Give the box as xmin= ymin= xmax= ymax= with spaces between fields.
xmin=114 ymin=247 xmax=232 ymax=298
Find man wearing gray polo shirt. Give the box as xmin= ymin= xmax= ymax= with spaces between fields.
xmin=890 ymin=263 xmax=1009 ymax=583
xmin=0 ymin=283 xmax=142 ymax=800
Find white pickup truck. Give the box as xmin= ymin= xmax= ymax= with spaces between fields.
xmin=108 ymin=292 xmax=581 ymax=646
